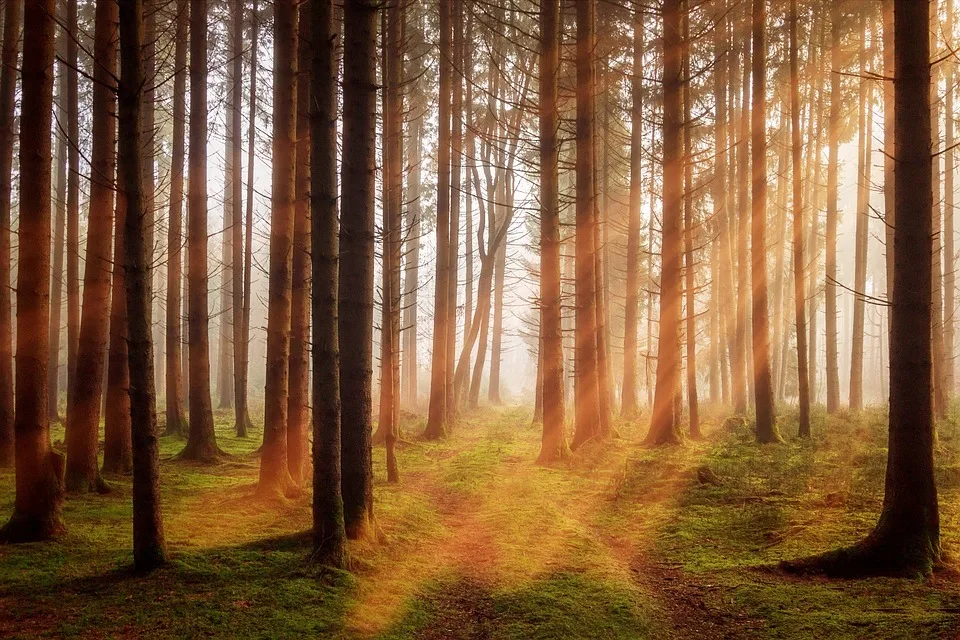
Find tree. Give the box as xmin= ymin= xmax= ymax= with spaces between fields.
xmin=117 ymin=0 xmax=167 ymax=571
xmin=647 ymin=0 xmax=683 ymax=445
xmin=849 ymin=9 xmax=870 ymax=411
xmin=681 ymin=0 xmax=698 ymax=438
xmin=49 ymin=26 xmax=67 ymax=422
xmin=288 ymin=0 xmax=311 ymax=486
xmin=750 ymin=0 xmax=779 ymax=443
xmin=180 ymin=0 xmax=221 ymax=462
xmin=784 ymin=0 xmax=940 ymax=576
xmin=0 ymin=0 xmax=19 ymax=468
xmin=571 ymin=0 xmax=601 ymax=450
xmin=340 ymin=0 xmax=378 ymax=539
xmin=258 ymin=0 xmax=299 ymax=498
xmin=621 ymin=2 xmax=643 ymax=420
xmin=311 ymin=0 xmax=347 ymax=567
xmin=424 ymin=0 xmax=452 ymax=440
xmin=824 ymin=0 xmax=841 ymax=414
xmin=0 ymin=0 xmax=66 ymax=542
xmin=790 ymin=0 xmax=811 ymax=438
xmin=217 ymin=1 xmax=237 ymax=412
xmin=537 ymin=0 xmax=567 ymax=464
xmin=65 ymin=0 xmax=117 ymax=492
xmin=65 ymin=0 xmax=80 ymax=407
xmin=165 ymin=0 xmax=188 ymax=437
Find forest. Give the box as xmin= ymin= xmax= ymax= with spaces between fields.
xmin=0 ymin=0 xmax=958 ymax=637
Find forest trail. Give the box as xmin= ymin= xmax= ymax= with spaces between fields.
xmin=4 ymin=406 xmax=960 ymax=639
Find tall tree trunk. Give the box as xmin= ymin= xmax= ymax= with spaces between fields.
xmin=217 ymin=7 xmax=236 ymax=411
xmin=49 ymin=30 xmax=67 ymax=422
xmin=446 ymin=0 xmax=462 ymax=423
xmin=825 ymin=0 xmax=842 ymax=413
xmin=932 ymin=0 xmax=948 ymax=419
xmin=66 ymin=0 xmax=79 ymax=410
xmin=715 ymin=0 xmax=735 ymax=409
xmin=340 ymin=0 xmax=378 ymax=539
xmin=682 ymin=0 xmax=698 ymax=438
xmin=237 ymin=0 xmax=259 ymax=436
xmin=0 ymin=0 xmax=66 ymax=542
xmin=258 ymin=0 xmax=298 ymax=498
xmin=103 ymin=183 xmax=132 ymax=474
xmin=463 ymin=9 xmax=474 ymax=351
xmin=180 ymin=0 xmax=221 ymax=462
xmin=945 ymin=0 xmax=955 ymax=397
xmin=117 ymin=0 xmax=167 ymax=571
xmin=0 ymin=0 xmax=18 ymax=468
xmin=489 ymin=205 xmax=507 ymax=406
xmin=571 ymin=0 xmax=601 ymax=449
xmin=64 ymin=0 xmax=116 ymax=491
xmin=751 ymin=0 xmax=779 ymax=443
xmin=311 ymin=0 xmax=347 ymax=568
xmin=230 ymin=0 xmax=246 ymax=434
xmin=647 ymin=0 xmax=683 ymax=445
xmin=424 ymin=0 xmax=452 ymax=439
xmin=850 ymin=10 xmax=870 ymax=411
xmin=165 ymin=0 xmax=188 ymax=437
xmin=733 ymin=2 xmax=751 ymax=415
xmin=287 ymin=0 xmax=311 ymax=486
xmin=791 ymin=0 xmax=810 ymax=437
xmin=883 ymin=0 xmax=895 ymax=331
xmin=621 ymin=3 xmax=643 ymax=420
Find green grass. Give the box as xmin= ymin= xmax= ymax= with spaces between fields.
xmin=1 ymin=405 xmax=960 ymax=638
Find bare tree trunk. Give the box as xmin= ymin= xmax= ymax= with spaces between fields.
xmin=571 ymin=0 xmax=601 ymax=449
xmin=682 ymin=0 xmax=698 ymax=438
xmin=287 ymin=0 xmax=311 ymax=486
xmin=65 ymin=0 xmax=116 ymax=491
xmin=339 ymin=0 xmax=378 ymax=538
xmin=945 ymin=1 xmax=955 ymax=397
xmin=217 ymin=5 xmax=236 ymax=411
xmin=850 ymin=10 xmax=870 ymax=411
xmin=103 ymin=186 xmax=132 ymax=475
xmin=751 ymin=0 xmax=779 ymax=443
xmin=117 ymin=0 xmax=167 ymax=571
xmin=66 ymin=0 xmax=79 ymax=411
xmin=791 ymin=0 xmax=810 ymax=437
xmin=825 ymin=0 xmax=842 ymax=413
xmin=311 ymin=0 xmax=347 ymax=568
xmin=49 ymin=30 xmax=67 ymax=422
xmin=932 ymin=0 xmax=948 ymax=419
xmin=230 ymin=0 xmax=246 ymax=434
xmin=0 ymin=0 xmax=18 ymax=468
xmin=424 ymin=0 xmax=452 ymax=439
xmin=733 ymin=2 xmax=751 ymax=415
xmin=258 ymin=0 xmax=298 ymax=498
xmin=180 ymin=0 xmax=221 ymax=462
xmin=446 ymin=0 xmax=462 ymax=424
xmin=647 ymin=0 xmax=683 ymax=445
xmin=0 ymin=0 xmax=66 ymax=542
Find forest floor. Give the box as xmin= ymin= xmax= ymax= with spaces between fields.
xmin=3 ymin=405 xmax=960 ymax=638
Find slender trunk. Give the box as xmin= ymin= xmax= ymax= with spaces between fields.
xmin=66 ymin=0 xmax=79 ymax=408
xmin=311 ymin=0 xmax=347 ymax=568
xmin=734 ymin=3 xmax=751 ymax=415
xmin=0 ymin=0 xmax=66 ymax=542
xmin=339 ymin=0 xmax=378 ymax=538
xmin=103 ymin=185 xmax=132 ymax=475
xmin=947 ymin=1 xmax=956 ymax=397
xmin=682 ymin=0 xmax=698 ymax=438
xmin=647 ymin=0 xmax=683 ymax=445
xmin=117 ymin=0 xmax=167 ymax=571
xmin=825 ymin=1 xmax=842 ymax=413
xmin=64 ymin=0 xmax=116 ymax=491
xmin=230 ymin=0 xmax=245 ymax=434
xmin=258 ymin=0 xmax=298 ymax=498
xmin=0 ymin=0 xmax=17 ymax=467
xmin=446 ymin=0 xmax=462 ymax=423
xmin=180 ymin=0 xmax=220 ymax=462
xmin=791 ymin=0 xmax=810 ymax=437
xmin=932 ymin=0 xmax=948 ymax=419
xmin=751 ymin=0 xmax=779 ymax=442
xmin=850 ymin=11 xmax=870 ymax=411
xmin=217 ymin=9 xmax=236 ymax=411
xmin=49 ymin=33 xmax=67 ymax=422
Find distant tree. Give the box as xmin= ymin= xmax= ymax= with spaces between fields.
xmin=825 ymin=0 xmax=841 ymax=414
xmin=681 ymin=0 xmax=698 ymax=439
xmin=0 ymin=0 xmax=66 ymax=542
xmin=65 ymin=0 xmax=80 ymax=404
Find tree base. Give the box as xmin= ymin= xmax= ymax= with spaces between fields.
xmin=176 ymin=441 xmax=229 ymax=464
xmin=0 ymin=511 xmax=66 ymax=543
xmin=780 ymin=529 xmax=940 ymax=579
xmin=163 ymin=416 xmax=188 ymax=438
xmin=65 ymin=470 xmax=111 ymax=494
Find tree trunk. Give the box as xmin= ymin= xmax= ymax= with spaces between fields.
xmin=339 ymin=0 xmax=378 ymax=539
xmin=287 ymin=0 xmax=311 ymax=486
xmin=825 ymin=0 xmax=842 ymax=414
xmin=311 ymin=0 xmax=347 ymax=568
xmin=733 ymin=2 xmax=751 ymax=415
xmin=446 ymin=0 xmax=462 ymax=424
xmin=932 ymin=0 xmax=948 ymax=419
xmin=790 ymin=0 xmax=810 ymax=437
xmin=217 ymin=7 xmax=236 ymax=412
xmin=850 ymin=10 xmax=870 ymax=411
xmin=0 ymin=0 xmax=17 ymax=468
xmin=180 ymin=0 xmax=221 ymax=462
xmin=424 ymin=0 xmax=452 ymax=439
xmin=0 ymin=0 xmax=66 ymax=542
xmin=258 ymin=0 xmax=298 ymax=498
xmin=230 ymin=0 xmax=246 ymax=435
xmin=49 ymin=32 xmax=67 ymax=422
xmin=64 ymin=0 xmax=116 ymax=491
xmin=751 ymin=0 xmax=779 ymax=443
xmin=571 ymin=0 xmax=601 ymax=449
xmin=65 ymin=0 xmax=79 ymax=410
xmin=682 ymin=0 xmax=699 ymax=438
xmin=646 ymin=0 xmax=683 ymax=445
xmin=117 ymin=0 xmax=167 ymax=571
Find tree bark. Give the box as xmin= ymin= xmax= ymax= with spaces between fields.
xmin=825 ymin=0 xmax=842 ymax=414
xmin=118 ymin=0 xmax=167 ymax=571
xmin=0 ymin=0 xmax=18 ymax=468
xmin=682 ymin=0 xmax=698 ymax=438
xmin=850 ymin=10 xmax=870 ymax=412
xmin=0 ymin=0 xmax=66 ymax=542
xmin=103 ymin=187 xmax=132 ymax=475
xmin=791 ymin=0 xmax=810 ymax=437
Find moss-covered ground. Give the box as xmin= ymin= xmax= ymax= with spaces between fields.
xmin=2 ymin=404 xmax=960 ymax=638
